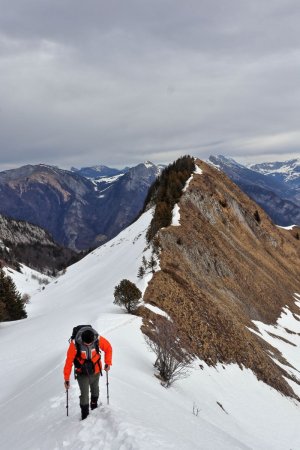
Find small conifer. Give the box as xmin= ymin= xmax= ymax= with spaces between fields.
xmin=113 ymin=279 xmax=142 ymax=314
xmin=0 ymin=269 xmax=27 ymax=322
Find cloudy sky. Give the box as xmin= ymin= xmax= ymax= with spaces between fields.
xmin=0 ymin=0 xmax=299 ymax=170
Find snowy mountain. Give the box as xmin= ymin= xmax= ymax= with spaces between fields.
xmin=88 ymin=161 xmax=162 ymax=243
xmin=0 ymin=162 xmax=161 ymax=251
xmin=249 ymin=158 xmax=300 ymax=186
xmin=209 ymin=155 xmax=300 ymax=226
xmin=1 ymin=158 xmax=300 ymax=449
xmin=71 ymin=165 xmax=126 ymax=179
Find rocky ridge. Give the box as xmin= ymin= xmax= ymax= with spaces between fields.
xmin=141 ymin=158 xmax=300 ymax=398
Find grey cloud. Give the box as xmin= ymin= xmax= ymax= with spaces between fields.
xmin=0 ymin=0 xmax=299 ymax=169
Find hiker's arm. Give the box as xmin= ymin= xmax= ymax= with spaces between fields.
xmin=99 ymin=336 xmax=112 ymax=367
xmin=63 ymin=341 xmax=76 ymax=382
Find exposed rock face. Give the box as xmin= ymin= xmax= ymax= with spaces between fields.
xmin=209 ymin=155 xmax=300 ymax=226
xmin=94 ymin=162 xmax=161 ymax=242
xmin=0 ymin=214 xmax=78 ymax=274
xmin=143 ymin=159 xmax=300 ymax=397
xmin=0 ymin=162 xmax=160 ymax=251
xmin=0 ymin=164 xmax=96 ymax=250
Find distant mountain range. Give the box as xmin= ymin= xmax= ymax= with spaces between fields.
xmin=249 ymin=158 xmax=300 ymax=187
xmin=0 ymin=155 xmax=298 ymax=257
xmin=71 ymin=164 xmax=128 ymax=179
xmin=0 ymin=161 xmax=161 ymax=251
xmin=208 ymin=155 xmax=300 ymax=226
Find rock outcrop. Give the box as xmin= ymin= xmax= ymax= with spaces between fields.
xmin=0 ymin=214 xmax=79 ymax=274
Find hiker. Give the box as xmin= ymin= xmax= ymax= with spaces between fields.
xmin=64 ymin=326 xmax=112 ymax=420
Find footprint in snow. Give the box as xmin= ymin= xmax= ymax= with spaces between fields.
xmin=78 ymin=406 xmax=140 ymax=450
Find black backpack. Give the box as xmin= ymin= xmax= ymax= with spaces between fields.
xmin=69 ymin=324 xmax=93 ymax=342
xmin=69 ymin=325 xmax=101 ymax=376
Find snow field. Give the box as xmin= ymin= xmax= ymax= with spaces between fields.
xmin=1 ymin=209 xmax=300 ymax=449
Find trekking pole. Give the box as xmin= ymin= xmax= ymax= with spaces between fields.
xmin=106 ymin=371 xmax=110 ymax=405
xmin=66 ymin=389 xmax=69 ymax=416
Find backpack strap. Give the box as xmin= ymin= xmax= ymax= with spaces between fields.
xmin=95 ymin=338 xmax=102 ymax=376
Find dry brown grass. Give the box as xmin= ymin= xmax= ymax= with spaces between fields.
xmin=142 ymin=159 xmax=300 ymax=398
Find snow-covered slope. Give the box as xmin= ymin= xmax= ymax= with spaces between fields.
xmin=249 ymin=158 xmax=300 ymax=184
xmin=4 ymin=264 xmax=52 ymax=297
xmin=1 ymin=209 xmax=300 ymax=449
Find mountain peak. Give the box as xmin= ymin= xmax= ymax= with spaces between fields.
xmin=208 ymin=155 xmax=245 ymax=169
xmin=143 ymin=160 xmax=155 ymax=168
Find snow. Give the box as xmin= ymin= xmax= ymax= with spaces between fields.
xmin=4 ymin=264 xmax=52 ymax=297
xmin=143 ymin=161 xmax=154 ymax=169
xmin=249 ymin=158 xmax=300 ymax=182
xmin=96 ymin=174 xmax=124 ymax=183
xmin=250 ymin=304 xmax=300 ymax=397
xmin=1 ymin=209 xmax=300 ymax=449
xmin=172 ymin=164 xmax=203 ymax=227
xmin=276 ymin=224 xmax=297 ymax=230
xmin=142 ymin=303 xmax=172 ymax=320
xmin=171 ymin=204 xmax=181 ymax=226
xmin=183 ymin=165 xmax=203 ymax=193
xmin=194 ymin=165 xmax=203 ymax=175
xmin=182 ymin=175 xmax=194 ymax=193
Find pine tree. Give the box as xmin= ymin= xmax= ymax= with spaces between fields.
xmin=137 ymin=266 xmax=145 ymax=279
xmin=142 ymin=256 xmax=148 ymax=270
xmin=148 ymin=255 xmax=157 ymax=274
xmin=113 ymin=279 xmax=142 ymax=314
xmin=144 ymin=155 xmax=195 ymax=242
xmin=0 ymin=269 xmax=27 ymax=322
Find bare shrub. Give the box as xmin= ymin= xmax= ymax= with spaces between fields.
xmin=31 ymin=273 xmax=50 ymax=285
xmin=145 ymin=317 xmax=193 ymax=387
xmin=21 ymin=293 xmax=31 ymax=304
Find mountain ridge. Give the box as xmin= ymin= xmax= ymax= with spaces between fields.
xmin=141 ymin=158 xmax=300 ymax=398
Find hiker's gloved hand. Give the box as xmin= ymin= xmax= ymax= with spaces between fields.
xmin=104 ymin=364 xmax=110 ymax=372
xmin=64 ymin=380 xmax=70 ymax=390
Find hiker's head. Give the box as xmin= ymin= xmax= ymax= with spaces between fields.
xmin=82 ymin=329 xmax=95 ymax=345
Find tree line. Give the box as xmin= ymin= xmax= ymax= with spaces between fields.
xmin=143 ymin=155 xmax=195 ymax=242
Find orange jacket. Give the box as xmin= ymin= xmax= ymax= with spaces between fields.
xmin=64 ymin=335 xmax=112 ymax=381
